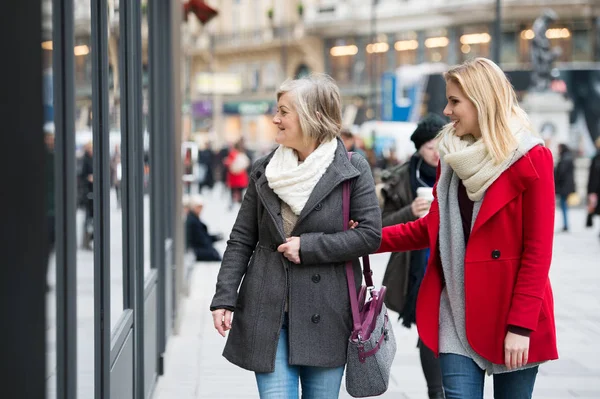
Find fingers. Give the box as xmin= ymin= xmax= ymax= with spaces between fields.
xmin=348 ymin=220 xmax=358 ymax=229
xmin=212 ymin=310 xmax=227 ymax=337
xmin=504 ymin=348 xmax=529 ymax=370
xmin=212 ymin=309 xmax=233 ymax=337
xmin=223 ymin=310 xmax=232 ymax=330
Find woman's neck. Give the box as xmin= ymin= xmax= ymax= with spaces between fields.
xmin=294 ymin=142 xmax=319 ymax=162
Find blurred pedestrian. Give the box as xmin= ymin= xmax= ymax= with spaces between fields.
xmin=380 ymin=113 xmax=446 ymax=399
xmin=44 ymin=123 xmax=56 ymax=291
xmin=223 ymin=141 xmax=250 ymax=209
xmin=373 ymin=58 xmax=557 ymax=398
xmin=198 ymin=141 xmax=215 ymax=193
xmin=185 ymin=195 xmax=222 ymax=261
xmin=210 ymin=73 xmax=382 ymax=398
xmin=110 ymin=144 xmax=122 ymax=208
xmin=586 ymin=137 xmax=600 ymax=236
xmin=554 ymin=143 xmax=576 ymax=232
xmin=79 ymin=141 xmax=94 ymax=250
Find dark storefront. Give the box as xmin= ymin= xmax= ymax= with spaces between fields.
xmin=3 ymin=1 xmax=184 ymax=398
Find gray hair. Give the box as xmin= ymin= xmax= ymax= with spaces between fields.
xmin=277 ymin=73 xmax=342 ymax=144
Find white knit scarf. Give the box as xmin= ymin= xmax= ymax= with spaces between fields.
xmin=438 ymin=121 xmax=544 ymax=201
xmin=265 ymin=138 xmax=338 ymax=215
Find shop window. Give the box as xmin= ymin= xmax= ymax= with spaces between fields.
xmin=366 ymin=35 xmax=389 ymax=85
xmin=500 ymin=30 xmax=519 ymax=65
xmin=425 ymin=30 xmax=449 ymax=63
xmin=394 ymin=32 xmax=419 ymax=67
xmin=329 ymin=39 xmax=357 ymax=85
xmin=459 ymin=26 xmax=491 ymax=62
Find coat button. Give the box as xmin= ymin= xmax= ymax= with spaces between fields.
xmin=315 ymin=203 xmax=323 ymax=211
xmin=491 ymin=250 xmax=501 ymax=259
xmin=311 ymin=314 xmax=321 ymax=324
xmin=312 ymin=274 xmax=321 ymax=283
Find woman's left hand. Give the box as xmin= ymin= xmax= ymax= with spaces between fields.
xmin=278 ymin=237 xmax=301 ymax=264
xmin=504 ymin=331 xmax=530 ymax=370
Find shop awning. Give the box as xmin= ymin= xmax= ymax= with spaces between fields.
xmin=184 ymin=0 xmax=218 ymax=25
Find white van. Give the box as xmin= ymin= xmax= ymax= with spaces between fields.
xmin=357 ymin=121 xmax=418 ymax=164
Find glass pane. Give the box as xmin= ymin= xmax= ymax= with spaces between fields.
xmin=108 ymin=0 xmax=125 ymax=329
xmin=74 ymin=1 xmax=94 ymax=396
xmin=142 ymin=2 xmax=152 ymax=276
xmin=42 ymin=2 xmax=57 ymax=397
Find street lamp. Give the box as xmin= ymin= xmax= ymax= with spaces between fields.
xmin=493 ymin=0 xmax=501 ymax=64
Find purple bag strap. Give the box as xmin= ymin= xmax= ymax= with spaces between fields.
xmin=343 ymin=152 xmax=374 ymax=335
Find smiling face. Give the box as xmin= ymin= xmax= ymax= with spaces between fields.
xmin=272 ymin=92 xmax=306 ymax=151
xmin=443 ymin=79 xmax=481 ymax=139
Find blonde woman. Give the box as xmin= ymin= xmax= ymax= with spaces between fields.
xmin=211 ymin=74 xmax=381 ymax=398
xmin=372 ymin=58 xmax=558 ymax=398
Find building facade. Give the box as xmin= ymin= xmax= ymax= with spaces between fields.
xmin=183 ymin=0 xmax=325 ymax=152
xmin=303 ymin=0 xmax=600 ymax=120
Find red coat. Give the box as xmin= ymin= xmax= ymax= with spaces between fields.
xmin=378 ymin=145 xmax=558 ymax=365
xmin=224 ymin=149 xmax=249 ymax=189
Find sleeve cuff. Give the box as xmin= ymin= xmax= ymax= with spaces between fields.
xmin=210 ymin=305 xmax=235 ymax=312
xmin=508 ymin=325 xmax=532 ymax=337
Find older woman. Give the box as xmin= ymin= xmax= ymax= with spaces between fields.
xmin=210 ymin=73 xmax=382 ymax=398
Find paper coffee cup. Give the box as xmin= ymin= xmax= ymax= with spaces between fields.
xmin=416 ymin=187 xmax=434 ymax=202
xmin=416 ymin=187 xmax=434 ymax=217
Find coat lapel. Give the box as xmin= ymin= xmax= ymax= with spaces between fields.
xmin=294 ymin=140 xmax=361 ymax=229
xmin=471 ymin=153 xmax=539 ymax=235
xmin=252 ymin=153 xmax=286 ymax=241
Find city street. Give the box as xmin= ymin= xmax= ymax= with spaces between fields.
xmin=153 ymin=186 xmax=600 ymax=399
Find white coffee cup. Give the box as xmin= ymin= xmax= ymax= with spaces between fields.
xmin=416 ymin=187 xmax=434 ymax=202
xmin=416 ymin=187 xmax=434 ymax=217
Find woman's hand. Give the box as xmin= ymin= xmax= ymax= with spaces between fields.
xmin=504 ymin=331 xmax=530 ymax=370
xmin=212 ymin=309 xmax=233 ymax=337
xmin=411 ymin=197 xmax=431 ymax=218
xmin=348 ymin=220 xmax=358 ymax=229
xmin=278 ymin=237 xmax=301 ymax=264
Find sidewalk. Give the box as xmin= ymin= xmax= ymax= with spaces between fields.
xmin=153 ymin=202 xmax=600 ymax=399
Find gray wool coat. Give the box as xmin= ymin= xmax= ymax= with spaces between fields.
xmin=210 ymin=139 xmax=382 ymax=373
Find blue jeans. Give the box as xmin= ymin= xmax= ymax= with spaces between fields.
xmin=560 ymin=194 xmax=569 ymax=230
xmin=255 ymin=321 xmax=344 ymax=399
xmin=439 ymin=353 xmax=538 ymax=399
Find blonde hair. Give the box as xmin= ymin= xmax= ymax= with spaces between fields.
xmin=441 ymin=57 xmax=534 ymax=164
xmin=277 ymin=73 xmax=342 ymax=144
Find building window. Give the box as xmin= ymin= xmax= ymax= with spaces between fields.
xmin=395 ymin=31 xmax=418 ymax=66
xmin=425 ymin=29 xmax=449 ymax=63
xmin=458 ymin=26 xmax=491 ymax=62
xmin=519 ymin=21 xmax=591 ymax=64
xmin=329 ymin=39 xmax=358 ymax=85
xmin=366 ymin=34 xmax=390 ymax=85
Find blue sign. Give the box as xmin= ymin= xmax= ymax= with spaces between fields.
xmin=380 ymin=71 xmax=419 ymax=122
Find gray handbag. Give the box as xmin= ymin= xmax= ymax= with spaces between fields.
xmin=343 ymin=158 xmax=397 ymax=398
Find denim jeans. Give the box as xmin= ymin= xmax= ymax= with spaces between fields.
xmin=559 ymin=194 xmax=569 ymax=230
xmin=255 ymin=320 xmax=344 ymax=399
xmin=439 ymin=353 xmax=538 ymax=399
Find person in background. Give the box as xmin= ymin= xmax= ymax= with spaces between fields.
xmin=586 ymin=137 xmax=600 ymax=237
xmin=223 ymin=141 xmax=250 ymax=209
xmin=185 ymin=194 xmax=222 ymax=261
xmin=554 ymin=143 xmax=576 ymax=232
xmin=210 ymin=73 xmax=381 ymax=398
xmin=44 ymin=123 xmax=56 ymax=291
xmin=198 ymin=141 xmax=216 ymax=193
xmin=110 ymin=144 xmax=122 ymax=209
xmin=79 ymin=141 xmax=94 ymax=250
xmin=369 ymin=58 xmax=557 ymax=398
xmin=380 ymin=113 xmax=446 ymax=399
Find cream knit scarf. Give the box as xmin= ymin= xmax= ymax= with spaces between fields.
xmin=265 ymin=138 xmax=338 ymax=215
xmin=438 ymin=122 xmax=544 ymax=201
